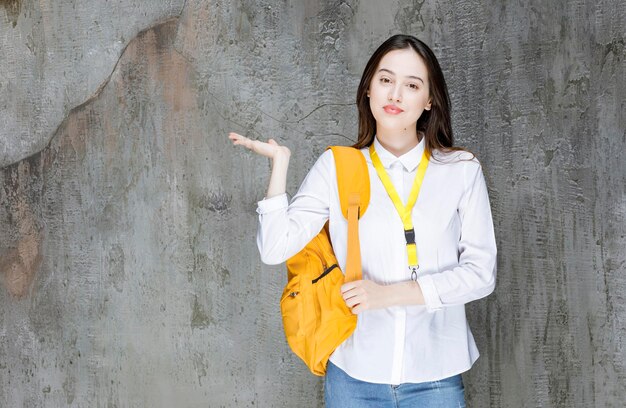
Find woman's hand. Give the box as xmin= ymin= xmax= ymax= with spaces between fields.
xmin=229 ymin=132 xmax=291 ymax=199
xmin=228 ymin=132 xmax=291 ymax=161
xmin=341 ymin=280 xmax=393 ymax=314
xmin=341 ymin=280 xmax=426 ymax=314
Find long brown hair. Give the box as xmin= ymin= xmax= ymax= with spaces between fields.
xmin=352 ymin=34 xmax=472 ymax=160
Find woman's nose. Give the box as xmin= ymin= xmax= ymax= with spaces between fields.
xmin=388 ymin=86 xmax=402 ymax=102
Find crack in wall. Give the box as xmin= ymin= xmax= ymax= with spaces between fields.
xmin=1 ymin=15 xmax=182 ymax=170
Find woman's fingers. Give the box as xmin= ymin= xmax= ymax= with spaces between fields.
xmin=228 ymin=132 xmax=252 ymax=147
xmin=345 ymin=296 xmax=361 ymax=308
xmin=341 ymin=287 xmax=362 ymax=309
xmin=228 ymin=132 xmax=290 ymax=160
xmin=229 ymin=132 xmax=254 ymax=147
xmin=229 ymin=132 xmax=272 ymax=158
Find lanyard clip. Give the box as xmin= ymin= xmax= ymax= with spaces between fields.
xmin=404 ymin=228 xmax=416 ymax=245
xmin=410 ymin=265 xmax=419 ymax=281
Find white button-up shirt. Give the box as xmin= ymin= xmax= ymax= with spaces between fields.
xmin=256 ymin=135 xmax=497 ymax=384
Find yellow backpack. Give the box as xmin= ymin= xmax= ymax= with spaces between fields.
xmin=280 ymin=145 xmax=370 ymax=376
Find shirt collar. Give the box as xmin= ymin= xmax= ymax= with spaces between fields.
xmin=372 ymin=134 xmax=425 ymax=172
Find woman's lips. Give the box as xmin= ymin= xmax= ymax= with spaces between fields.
xmin=383 ymin=105 xmax=403 ymax=114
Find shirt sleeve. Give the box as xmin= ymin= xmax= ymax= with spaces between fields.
xmin=255 ymin=149 xmax=333 ymax=265
xmin=416 ymin=160 xmax=497 ymax=312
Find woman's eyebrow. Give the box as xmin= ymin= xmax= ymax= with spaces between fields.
xmin=377 ymin=68 xmax=424 ymax=84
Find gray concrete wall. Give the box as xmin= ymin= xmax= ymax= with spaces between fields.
xmin=1 ymin=0 xmax=624 ymax=406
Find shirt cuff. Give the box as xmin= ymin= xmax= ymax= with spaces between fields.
xmin=416 ymin=274 xmax=444 ymax=313
xmin=256 ymin=193 xmax=289 ymax=214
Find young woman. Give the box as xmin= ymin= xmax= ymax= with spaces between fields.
xmin=229 ymin=34 xmax=497 ymax=408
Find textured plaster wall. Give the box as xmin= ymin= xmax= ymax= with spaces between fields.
xmin=0 ymin=0 xmax=184 ymax=167
xmin=1 ymin=0 xmax=625 ymax=407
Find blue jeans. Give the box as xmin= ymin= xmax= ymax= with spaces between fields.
xmin=324 ymin=360 xmax=466 ymax=408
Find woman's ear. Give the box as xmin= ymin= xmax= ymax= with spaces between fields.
xmin=425 ymin=99 xmax=432 ymax=110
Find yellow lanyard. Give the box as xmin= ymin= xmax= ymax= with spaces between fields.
xmin=369 ymin=143 xmax=430 ymax=281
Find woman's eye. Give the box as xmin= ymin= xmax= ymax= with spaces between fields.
xmin=380 ymin=77 xmax=391 ymax=83
xmin=409 ymin=84 xmax=419 ymax=90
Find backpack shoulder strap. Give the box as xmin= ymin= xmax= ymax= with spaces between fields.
xmin=326 ymin=145 xmax=370 ymax=282
xmin=326 ymin=146 xmax=370 ymax=219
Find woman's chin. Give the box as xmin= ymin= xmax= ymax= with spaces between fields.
xmin=374 ymin=119 xmax=417 ymax=133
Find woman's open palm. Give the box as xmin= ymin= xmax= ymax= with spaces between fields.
xmin=228 ymin=132 xmax=291 ymax=160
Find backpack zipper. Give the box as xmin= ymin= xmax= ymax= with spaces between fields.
xmin=312 ymin=264 xmax=339 ymax=284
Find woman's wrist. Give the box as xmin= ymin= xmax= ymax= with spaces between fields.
xmin=387 ymin=281 xmax=425 ymax=307
xmin=272 ymin=149 xmax=291 ymax=164
xmin=265 ymin=151 xmax=290 ymax=199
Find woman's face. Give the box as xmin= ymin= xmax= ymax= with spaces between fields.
xmin=367 ymin=48 xmax=432 ymax=134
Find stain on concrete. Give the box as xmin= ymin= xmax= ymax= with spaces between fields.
xmin=0 ymin=159 xmax=43 ymax=298
xmin=190 ymin=295 xmax=212 ymax=329
xmin=105 ymin=244 xmax=125 ymax=293
xmin=191 ymin=252 xmax=231 ymax=287
xmin=192 ymin=351 xmax=209 ymax=385
xmin=0 ymin=238 xmax=42 ymax=298
xmin=191 ymin=189 xmax=232 ymax=214
xmin=0 ymin=0 xmax=21 ymax=28
xmin=62 ymin=373 xmax=75 ymax=405
xmin=1 ymin=2 xmax=185 ymax=168
xmin=394 ymin=0 xmax=426 ymax=32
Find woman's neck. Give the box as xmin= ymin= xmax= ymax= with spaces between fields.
xmin=375 ymin=130 xmax=422 ymax=157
